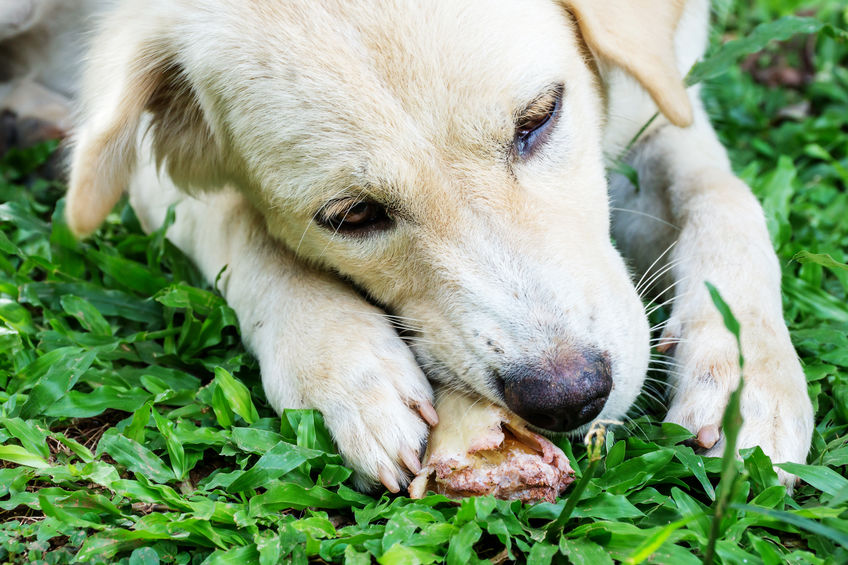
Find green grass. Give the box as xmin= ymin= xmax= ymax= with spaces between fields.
xmin=2 ymin=2 xmax=848 ymax=563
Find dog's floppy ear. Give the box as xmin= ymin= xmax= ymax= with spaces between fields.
xmin=66 ymin=13 xmax=226 ymax=238
xmin=562 ymin=0 xmax=693 ymax=128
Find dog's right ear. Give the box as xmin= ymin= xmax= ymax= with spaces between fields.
xmin=67 ymin=12 xmax=226 ymax=238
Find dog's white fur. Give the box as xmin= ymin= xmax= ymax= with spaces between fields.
xmin=1 ymin=0 xmax=813 ymax=490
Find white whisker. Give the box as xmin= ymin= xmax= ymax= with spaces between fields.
xmin=634 ymin=240 xmax=678 ymax=293
xmin=611 ymin=207 xmax=680 ymax=231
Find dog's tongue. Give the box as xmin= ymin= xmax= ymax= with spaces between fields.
xmin=408 ymin=390 xmax=575 ymax=503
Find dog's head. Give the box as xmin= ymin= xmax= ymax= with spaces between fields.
xmin=67 ymin=0 xmax=691 ymax=434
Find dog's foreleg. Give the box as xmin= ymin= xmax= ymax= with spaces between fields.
xmin=611 ymin=102 xmax=813 ymax=486
xmin=127 ymin=158 xmax=435 ymax=492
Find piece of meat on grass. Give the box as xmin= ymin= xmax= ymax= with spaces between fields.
xmin=408 ymin=389 xmax=575 ymax=503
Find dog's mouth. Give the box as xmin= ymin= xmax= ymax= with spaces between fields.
xmin=407 ymin=337 xmax=619 ymax=436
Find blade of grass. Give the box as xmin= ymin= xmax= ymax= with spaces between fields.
xmin=545 ymin=424 xmax=605 ymax=542
xmin=702 ymin=283 xmax=745 ymax=565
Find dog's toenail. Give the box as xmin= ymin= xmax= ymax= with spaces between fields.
xmin=417 ymin=401 xmax=439 ymax=427
xmin=656 ymin=336 xmax=677 ymax=354
xmin=378 ymin=468 xmax=400 ymax=493
xmin=696 ymin=425 xmax=719 ymax=449
xmin=401 ymin=447 xmax=422 ymax=474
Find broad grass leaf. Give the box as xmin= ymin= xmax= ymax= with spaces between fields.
xmin=742 ymin=446 xmax=782 ymax=495
xmin=777 ymin=462 xmax=848 ymax=497
xmin=0 ymin=444 xmax=50 ymax=468
xmin=128 ymin=546 xmax=161 ymax=565
xmin=255 ymin=530 xmax=283 ymax=565
xmin=732 ymin=504 xmax=848 ymax=549
xmin=793 ymin=251 xmax=848 ymax=273
xmin=165 ymin=517 xmax=250 ymax=549
xmin=76 ymin=528 xmax=173 ymax=561
xmin=1 ymin=417 xmax=49 ymax=458
xmin=715 ymin=540 xmax=761 ymax=564
xmin=527 ymin=542 xmax=558 ymax=565
xmin=22 ymin=282 xmax=163 ymax=324
xmin=87 ymin=249 xmax=169 ymax=296
xmin=211 ymin=383 xmax=235 ymax=428
xmin=575 ymin=493 xmax=644 ymax=520
xmin=0 ymin=326 xmax=22 ymax=356
xmin=596 ymin=450 xmax=675 ymax=493
xmin=151 ymin=408 xmax=188 ymax=480
xmin=111 ymin=478 xmax=192 ymax=512
xmin=750 ymin=485 xmax=787 ymax=510
xmin=565 ymin=521 xmax=654 ymax=561
xmin=279 ymin=409 xmax=337 ymax=454
xmin=624 ymin=515 xmax=702 ymax=565
xmin=0 ymin=298 xmax=36 ymax=335
xmin=44 ymin=386 xmax=152 ymax=418
xmin=19 ymin=349 xmax=97 ymax=419
xmin=214 ymin=368 xmax=259 ymax=425
xmin=171 ymin=420 xmax=229 ymax=448
xmin=125 ymin=402 xmax=153 ymax=444
xmin=129 ymin=366 xmax=201 ymax=392
xmin=249 ymin=484 xmax=367 ymax=515
xmin=559 ymin=538 xmax=613 ymax=565
xmin=50 ymin=432 xmax=95 ymax=463
xmin=343 ymin=545 xmax=372 ymax=565
xmin=783 ymin=277 xmax=848 ymax=323
xmin=0 ymin=201 xmax=51 ymax=234
xmin=381 ymin=512 xmax=423 ymax=552
xmin=757 ymin=156 xmax=797 ymax=249
xmin=378 ymin=543 xmax=440 ymax=565
xmin=605 ymin=440 xmax=625 ymax=469
xmin=445 ymin=521 xmax=482 ymax=565
xmin=231 ymin=427 xmax=285 ymax=454
xmin=670 ymin=488 xmax=711 ymax=540
xmin=313 ymin=464 xmax=349 ymax=488
xmin=482 ymin=515 xmax=521 ymax=560
xmin=0 ymin=229 xmax=20 ymax=255
xmin=227 ymin=441 xmax=320 ymax=493
xmin=38 ymin=489 xmax=124 ymax=530
xmin=60 ymin=295 xmax=112 ymax=336
xmin=97 ymin=429 xmax=175 ymax=483
xmin=673 ymin=446 xmax=715 ymax=500
xmin=200 ymin=543 xmax=260 ymax=564
xmin=747 ymin=533 xmax=783 ymax=565
xmin=687 ymin=16 xmax=827 ymax=85
xmin=156 ymin=284 xmax=227 ymax=316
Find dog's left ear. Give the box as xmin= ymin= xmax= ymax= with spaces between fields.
xmin=561 ymin=0 xmax=693 ymax=127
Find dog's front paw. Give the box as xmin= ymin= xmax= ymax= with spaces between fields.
xmin=257 ymin=313 xmax=436 ymax=493
xmin=661 ymin=310 xmax=813 ymax=487
xmin=318 ymin=345 xmax=436 ymax=493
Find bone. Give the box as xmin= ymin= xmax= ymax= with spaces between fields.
xmin=408 ymin=389 xmax=575 ymax=503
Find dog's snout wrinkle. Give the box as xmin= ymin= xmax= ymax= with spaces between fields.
xmin=501 ymin=349 xmax=612 ymax=433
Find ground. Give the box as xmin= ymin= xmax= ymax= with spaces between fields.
xmin=1 ymin=1 xmax=847 ymax=563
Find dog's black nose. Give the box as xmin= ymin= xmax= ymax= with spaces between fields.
xmin=500 ymin=349 xmax=612 ymax=432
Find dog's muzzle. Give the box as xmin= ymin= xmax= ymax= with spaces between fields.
xmin=499 ymin=349 xmax=613 ymax=433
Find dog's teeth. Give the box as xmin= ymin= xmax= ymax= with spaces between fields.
xmin=378 ymin=467 xmax=400 ymax=493
xmin=417 ymin=400 xmax=439 ymax=427
xmin=401 ymin=447 xmax=422 ymax=474
xmin=696 ymin=425 xmax=720 ymax=449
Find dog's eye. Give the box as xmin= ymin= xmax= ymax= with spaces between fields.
xmin=514 ymin=85 xmax=563 ymax=158
xmin=318 ymin=199 xmax=393 ymax=235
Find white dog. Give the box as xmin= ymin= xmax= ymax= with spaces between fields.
xmin=1 ymin=0 xmax=813 ymax=492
